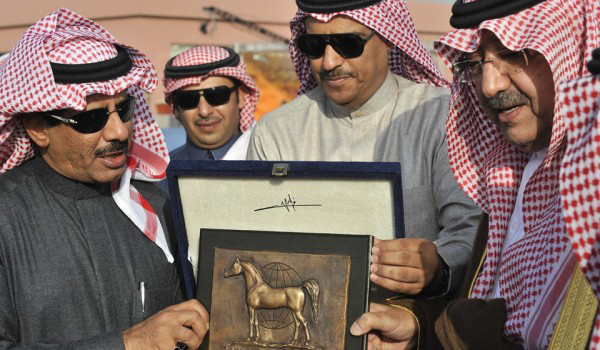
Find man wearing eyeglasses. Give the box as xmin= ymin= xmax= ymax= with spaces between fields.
xmin=0 ymin=9 xmax=209 ymax=349
xmin=351 ymin=0 xmax=600 ymax=348
xmin=163 ymin=46 xmax=259 ymax=163
xmin=248 ymin=0 xmax=481 ymax=300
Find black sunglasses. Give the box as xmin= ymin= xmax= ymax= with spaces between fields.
xmin=42 ymin=95 xmax=136 ymax=134
xmin=296 ymin=30 xmax=377 ymax=59
xmin=172 ymin=84 xmax=239 ymax=110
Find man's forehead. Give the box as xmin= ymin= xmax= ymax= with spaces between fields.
xmin=83 ymin=90 xmax=128 ymax=111
xmin=471 ymin=30 xmax=508 ymax=55
xmin=181 ymin=76 xmax=236 ymax=91
xmin=304 ymin=15 xmax=371 ymax=34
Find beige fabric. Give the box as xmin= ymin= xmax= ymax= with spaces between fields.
xmin=248 ymin=72 xmax=448 ymax=161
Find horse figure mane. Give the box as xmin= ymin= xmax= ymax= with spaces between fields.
xmin=239 ymin=260 xmax=262 ymax=278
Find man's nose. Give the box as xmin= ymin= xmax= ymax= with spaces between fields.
xmin=321 ymin=44 xmax=344 ymax=72
xmin=102 ymin=111 xmax=130 ymax=142
xmin=197 ymin=96 xmax=214 ymax=117
xmin=480 ymin=63 xmax=511 ymax=99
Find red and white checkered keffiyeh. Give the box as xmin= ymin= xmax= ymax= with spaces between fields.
xmin=435 ymin=0 xmax=600 ymax=347
xmin=559 ymin=71 xmax=600 ymax=343
xmin=0 ymin=8 xmax=174 ymax=262
xmin=289 ymin=0 xmax=449 ymax=95
xmin=163 ymin=46 xmax=259 ymax=133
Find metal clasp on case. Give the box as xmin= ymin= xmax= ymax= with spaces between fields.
xmin=271 ymin=163 xmax=289 ymax=177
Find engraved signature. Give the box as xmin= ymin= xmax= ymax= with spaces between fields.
xmin=254 ymin=194 xmax=322 ymax=212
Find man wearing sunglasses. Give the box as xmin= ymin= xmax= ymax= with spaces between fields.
xmin=0 ymin=9 xmax=209 ymax=349
xmin=248 ymin=0 xmax=481 ymax=301
xmin=351 ymin=0 xmax=600 ymax=348
xmin=163 ymin=46 xmax=259 ymax=164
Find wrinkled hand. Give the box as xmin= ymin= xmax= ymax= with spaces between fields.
xmin=350 ymin=303 xmax=417 ymax=350
xmin=123 ymin=299 xmax=209 ymax=350
xmin=370 ymin=238 xmax=440 ymax=295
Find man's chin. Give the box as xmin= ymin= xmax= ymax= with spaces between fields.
xmin=194 ymin=135 xmax=229 ymax=150
xmin=322 ymin=90 xmax=357 ymax=107
xmin=503 ymin=127 xmax=549 ymax=153
xmin=506 ymin=135 xmax=537 ymax=153
xmin=92 ymin=165 xmax=128 ymax=184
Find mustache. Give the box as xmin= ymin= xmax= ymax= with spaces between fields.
xmin=95 ymin=141 xmax=129 ymax=157
xmin=319 ymin=68 xmax=353 ymax=80
xmin=194 ymin=116 xmax=216 ymax=124
xmin=485 ymin=88 xmax=529 ymax=110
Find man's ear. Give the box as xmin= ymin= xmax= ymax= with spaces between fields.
xmin=172 ymin=105 xmax=183 ymax=121
xmin=21 ymin=113 xmax=51 ymax=148
xmin=237 ymin=87 xmax=246 ymax=110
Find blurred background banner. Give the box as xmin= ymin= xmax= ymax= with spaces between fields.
xmin=0 ymin=0 xmax=453 ymax=152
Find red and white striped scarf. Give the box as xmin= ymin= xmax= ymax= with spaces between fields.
xmin=560 ymin=70 xmax=600 ymax=345
xmin=163 ymin=46 xmax=259 ymax=133
xmin=435 ymin=0 xmax=600 ymax=347
xmin=0 ymin=8 xmax=173 ymax=262
xmin=289 ymin=0 xmax=449 ymax=94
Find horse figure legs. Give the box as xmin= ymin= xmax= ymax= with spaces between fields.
xmin=290 ymin=311 xmax=300 ymax=344
xmin=292 ymin=310 xmax=310 ymax=346
xmin=254 ymin=309 xmax=261 ymax=341
xmin=298 ymin=311 xmax=311 ymax=345
xmin=248 ymin=307 xmax=257 ymax=342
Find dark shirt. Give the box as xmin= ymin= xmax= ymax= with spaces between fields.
xmin=170 ymin=134 xmax=241 ymax=161
xmin=0 ymin=156 xmax=181 ymax=349
xmin=158 ymin=133 xmax=241 ymax=192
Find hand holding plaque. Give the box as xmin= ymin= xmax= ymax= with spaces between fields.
xmin=370 ymin=238 xmax=441 ymax=295
xmin=123 ymin=299 xmax=209 ymax=350
xmin=350 ymin=303 xmax=417 ymax=349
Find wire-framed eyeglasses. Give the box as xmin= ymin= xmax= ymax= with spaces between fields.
xmin=452 ymin=49 xmax=530 ymax=84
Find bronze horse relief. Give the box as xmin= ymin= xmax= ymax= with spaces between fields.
xmin=224 ymin=258 xmax=320 ymax=348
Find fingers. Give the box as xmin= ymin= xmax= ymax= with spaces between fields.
xmin=350 ymin=312 xmax=376 ymax=336
xmin=370 ymin=273 xmax=425 ymax=294
xmin=372 ymin=249 xmax=422 ymax=268
xmin=369 ymin=302 xmax=389 ymax=311
xmin=373 ymin=238 xmax=436 ymax=254
xmin=351 ymin=305 xmax=395 ymax=336
xmin=167 ymin=302 xmax=210 ymax=345
xmin=123 ymin=300 xmax=210 ymax=350
xmin=371 ymin=263 xmax=423 ymax=284
xmin=169 ymin=299 xmax=209 ymax=321
xmin=370 ymin=257 xmax=427 ymax=294
xmin=356 ymin=303 xmax=418 ymax=350
xmin=166 ymin=300 xmax=210 ymax=329
xmin=184 ymin=314 xmax=209 ymax=345
xmin=351 ymin=304 xmax=409 ymax=337
xmin=174 ymin=326 xmax=202 ymax=350
xmin=371 ymin=238 xmax=440 ymax=293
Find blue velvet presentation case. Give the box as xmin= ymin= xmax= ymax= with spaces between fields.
xmin=166 ymin=160 xmax=404 ymax=300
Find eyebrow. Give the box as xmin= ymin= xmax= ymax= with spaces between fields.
xmin=84 ymin=95 xmax=130 ymax=111
xmin=459 ymin=51 xmax=478 ymax=61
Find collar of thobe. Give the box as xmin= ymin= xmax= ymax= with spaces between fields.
xmin=328 ymin=71 xmax=398 ymax=118
xmin=32 ymin=156 xmax=113 ymax=200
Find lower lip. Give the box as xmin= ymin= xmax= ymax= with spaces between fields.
xmin=196 ymin=121 xmax=220 ymax=132
xmin=323 ymin=77 xmax=349 ymax=87
xmin=498 ymin=106 xmax=523 ymax=123
xmin=98 ymin=152 xmax=126 ymax=169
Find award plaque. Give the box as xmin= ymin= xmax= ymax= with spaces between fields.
xmin=167 ymin=160 xmax=404 ymax=299
xmin=197 ymin=228 xmax=372 ymax=350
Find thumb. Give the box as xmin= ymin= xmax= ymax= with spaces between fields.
xmin=350 ymin=312 xmax=384 ymax=336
